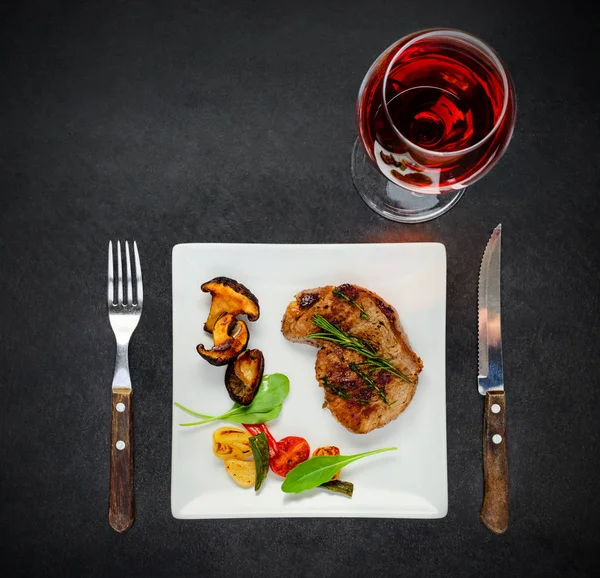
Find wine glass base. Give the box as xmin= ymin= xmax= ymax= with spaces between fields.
xmin=351 ymin=139 xmax=465 ymax=223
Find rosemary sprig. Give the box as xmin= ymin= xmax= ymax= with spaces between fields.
xmin=332 ymin=286 xmax=369 ymax=319
xmin=322 ymin=378 xmax=370 ymax=406
xmin=348 ymin=362 xmax=394 ymax=406
xmin=308 ymin=315 xmax=411 ymax=383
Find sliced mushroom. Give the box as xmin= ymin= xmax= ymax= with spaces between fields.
xmin=201 ymin=277 xmax=260 ymax=333
xmin=224 ymin=348 xmax=265 ymax=405
xmin=196 ymin=313 xmax=249 ymax=366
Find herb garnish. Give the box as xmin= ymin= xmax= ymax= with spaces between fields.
xmin=307 ymin=315 xmax=411 ymax=383
xmin=175 ymin=373 xmax=290 ymax=426
xmin=281 ymin=447 xmax=397 ymax=494
xmin=333 ymin=286 xmax=369 ymax=319
xmin=322 ymin=377 xmax=370 ymax=406
xmin=348 ymin=363 xmax=394 ymax=406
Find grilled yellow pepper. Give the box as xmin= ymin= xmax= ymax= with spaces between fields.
xmin=224 ymin=459 xmax=256 ymax=488
xmin=212 ymin=427 xmax=253 ymax=461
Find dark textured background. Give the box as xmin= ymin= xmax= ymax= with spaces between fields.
xmin=1 ymin=0 xmax=599 ymax=576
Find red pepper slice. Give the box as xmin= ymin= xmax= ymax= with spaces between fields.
xmin=243 ymin=423 xmax=278 ymax=458
xmin=270 ymin=436 xmax=310 ymax=477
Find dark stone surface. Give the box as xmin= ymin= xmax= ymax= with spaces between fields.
xmin=1 ymin=0 xmax=599 ymax=575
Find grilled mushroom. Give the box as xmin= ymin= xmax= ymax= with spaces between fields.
xmin=224 ymin=348 xmax=265 ymax=405
xmin=201 ymin=277 xmax=260 ymax=333
xmin=196 ymin=313 xmax=249 ymax=366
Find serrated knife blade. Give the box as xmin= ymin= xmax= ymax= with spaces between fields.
xmin=477 ymin=223 xmax=508 ymax=534
xmin=478 ymin=224 xmax=504 ymax=393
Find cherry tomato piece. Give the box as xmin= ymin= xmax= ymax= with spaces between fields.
xmin=270 ymin=436 xmax=310 ymax=477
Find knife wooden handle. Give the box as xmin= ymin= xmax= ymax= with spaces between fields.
xmin=481 ymin=390 xmax=508 ymax=534
xmin=109 ymin=388 xmax=134 ymax=533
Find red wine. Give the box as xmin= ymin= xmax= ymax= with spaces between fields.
xmin=357 ymin=30 xmax=516 ymax=194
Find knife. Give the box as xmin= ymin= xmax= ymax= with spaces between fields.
xmin=478 ymin=223 xmax=508 ymax=534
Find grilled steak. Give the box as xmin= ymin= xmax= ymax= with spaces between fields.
xmin=281 ymin=284 xmax=423 ymax=434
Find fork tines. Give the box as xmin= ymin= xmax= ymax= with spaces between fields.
xmin=107 ymin=240 xmax=143 ymax=308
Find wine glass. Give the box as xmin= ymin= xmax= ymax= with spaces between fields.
xmin=352 ymin=28 xmax=516 ymax=223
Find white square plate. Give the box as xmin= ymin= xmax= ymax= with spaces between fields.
xmin=171 ymin=243 xmax=447 ymax=519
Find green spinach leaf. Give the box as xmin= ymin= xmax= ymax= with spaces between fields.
xmin=175 ymin=373 xmax=289 ymax=426
xmin=281 ymin=447 xmax=396 ymax=494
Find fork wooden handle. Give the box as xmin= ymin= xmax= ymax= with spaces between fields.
xmin=109 ymin=388 xmax=134 ymax=532
xmin=481 ymin=390 xmax=508 ymax=534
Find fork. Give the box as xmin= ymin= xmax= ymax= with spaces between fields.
xmin=107 ymin=240 xmax=143 ymax=533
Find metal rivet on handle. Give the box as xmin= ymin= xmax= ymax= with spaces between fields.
xmin=116 ymin=440 xmax=126 ymax=450
xmin=492 ymin=434 xmax=502 ymax=444
xmin=491 ymin=404 xmax=501 ymax=414
xmin=116 ymin=402 xmax=125 ymax=412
